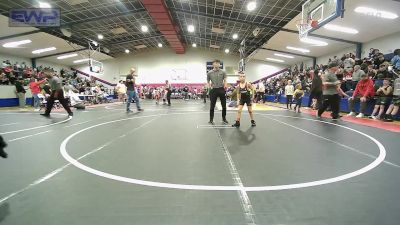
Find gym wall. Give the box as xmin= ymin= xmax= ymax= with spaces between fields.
xmin=75 ymin=48 xmax=286 ymax=84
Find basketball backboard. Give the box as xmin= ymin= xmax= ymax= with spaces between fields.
xmin=89 ymin=59 xmax=103 ymax=74
xmin=298 ymin=0 xmax=343 ymax=38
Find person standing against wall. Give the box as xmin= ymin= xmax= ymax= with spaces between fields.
xmin=164 ymin=80 xmax=172 ymax=106
xmin=15 ymin=79 xmax=26 ymax=109
xmin=257 ymin=81 xmax=265 ymax=103
xmin=202 ymin=84 xmax=208 ymax=103
xmin=207 ymin=59 xmax=228 ymax=125
xmin=126 ymin=68 xmax=143 ymax=112
xmin=284 ymin=80 xmax=294 ymax=110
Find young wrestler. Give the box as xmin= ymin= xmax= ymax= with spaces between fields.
xmin=232 ymin=72 xmax=256 ymax=127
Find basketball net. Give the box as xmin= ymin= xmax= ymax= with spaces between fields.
xmin=296 ymin=18 xmax=311 ymax=40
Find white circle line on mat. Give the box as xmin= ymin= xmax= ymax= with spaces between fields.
xmin=60 ymin=112 xmax=386 ymax=191
xmin=0 ymin=113 xmax=70 ymax=135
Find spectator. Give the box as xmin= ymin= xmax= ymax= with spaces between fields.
xmin=351 ymin=65 xmax=365 ymax=90
xmin=370 ymin=78 xmax=392 ymax=120
xmin=374 ymin=53 xmax=387 ymax=69
xmin=15 ymin=79 xmax=26 ymax=109
xmin=0 ymin=72 xmax=9 ymax=85
xmin=383 ymin=76 xmax=400 ymax=122
xmin=116 ymin=80 xmax=127 ymax=103
xmin=376 ymin=64 xmax=392 ymax=79
xmin=68 ymin=90 xmax=86 ymax=110
xmin=348 ymin=73 xmax=375 ymax=118
xmin=391 ymin=49 xmax=400 ymax=70
xmin=257 ymin=82 xmax=265 ymax=103
xmin=308 ymin=70 xmax=323 ymax=109
xmin=343 ymin=53 xmax=355 ymax=71
xmin=293 ymin=84 xmax=304 ymax=113
xmin=202 ymin=84 xmax=208 ymax=103
xmin=29 ymin=78 xmax=46 ymax=111
xmin=285 ymin=80 xmax=294 ymax=109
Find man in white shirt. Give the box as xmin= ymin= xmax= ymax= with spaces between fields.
xmin=69 ymin=90 xmax=85 ymax=109
xmin=257 ymin=82 xmax=265 ymax=103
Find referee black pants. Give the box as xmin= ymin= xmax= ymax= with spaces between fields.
xmin=45 ymin=90 xmax=73 ymax=115
xmin=209 ymin=87 xmax=226 ymax=121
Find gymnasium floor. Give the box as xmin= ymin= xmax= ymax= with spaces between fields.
xmin=1 ymin=101 xmax=400 ymax=225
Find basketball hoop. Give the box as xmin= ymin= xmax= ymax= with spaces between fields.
xmin=296 ymin=18 xmax=311 ymax=39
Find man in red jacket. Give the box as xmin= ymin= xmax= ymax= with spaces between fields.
xmin=347 ymin=73 xmax=375 ymax=118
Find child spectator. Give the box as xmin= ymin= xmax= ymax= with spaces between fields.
xmin=293 ymin=84 xmax=304 ymax=113
xmin=285 ymin=80 xmax=294 ymax=109
xmin=348 ymin=73 xmax=375 ymax=118
xmin=370 ymin=79 xmax=392 ymax=120
xmin=383 ymin=76 xmax=400 ymax=122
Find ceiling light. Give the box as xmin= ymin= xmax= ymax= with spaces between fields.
xmin=354 ymin=7 xmax=398 ymax=20
xmin=192 ymin=43 xmax=197 ymax=47
xmin=274 ymin=53 xmax=294 ymax=59
xmin=92 ymin=41 xmax=98 ymax=46
xmin=32 ymin=47 xmax=56 ymax=54
xmin=247 ymin=1 xmax=256 ymax=11
xmin=286 ymin=46 xmax=310 ymax=53
xmin=141 ymin=25 xmax=148 ymax=32
xmin=125 ymin=49 xmax=130 ymax=53
xmin=39 ymin=1 xmax=51 ymax=8
xmin=188 ymin=25 xmax=195 ymax=33
xmin=73 ymin=58 xmax=90 ymax=63
xmin=300 ymin=37 xmax=328 ymax=46
xmin=57 ymin=53 xmax=78 ymax=59
xmin=232 ymin=33 xmax=238 ymax=40
xmin=97 ymin=34 xmax=104 ymax=40
xmin=158 ymin=43 xmax=163 ymax=48
xmin=323 ymin=24 xmax=359 ymax=34
xmin=225 ymin=49 xmax=230 ymax=53
xmin=2 ymin=39 xmax=31 ymax=48
xmin=266 ymin=58 xmax=284 ymax=63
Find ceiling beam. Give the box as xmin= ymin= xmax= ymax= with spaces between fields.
xmin=33 ymin=48 xmax=88 ymax=60
xmin=171 ymin=8 xmax=359 ymax=54
xmin=105 ymin=35 xmax=164 ymax=46
xmin=0 ymin=30 xmax=43 ymax=41
xmin=62 ymin=9 xmax=147 ymax=27
xmin=172 ymin=8 xmax=281 ymax=30
xmin=182 ymin=35 xmax=240 ymax=46
xmin=262 ymin=47 xmax=316 ymax=59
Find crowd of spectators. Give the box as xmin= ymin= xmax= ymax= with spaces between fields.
xmin=253 ymin=48 xmax=400 ymax=121
xmin=1 ymin=59 xmax=114 ymax=110
xmin=115 ymin=82 xmax=206 ymax=101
